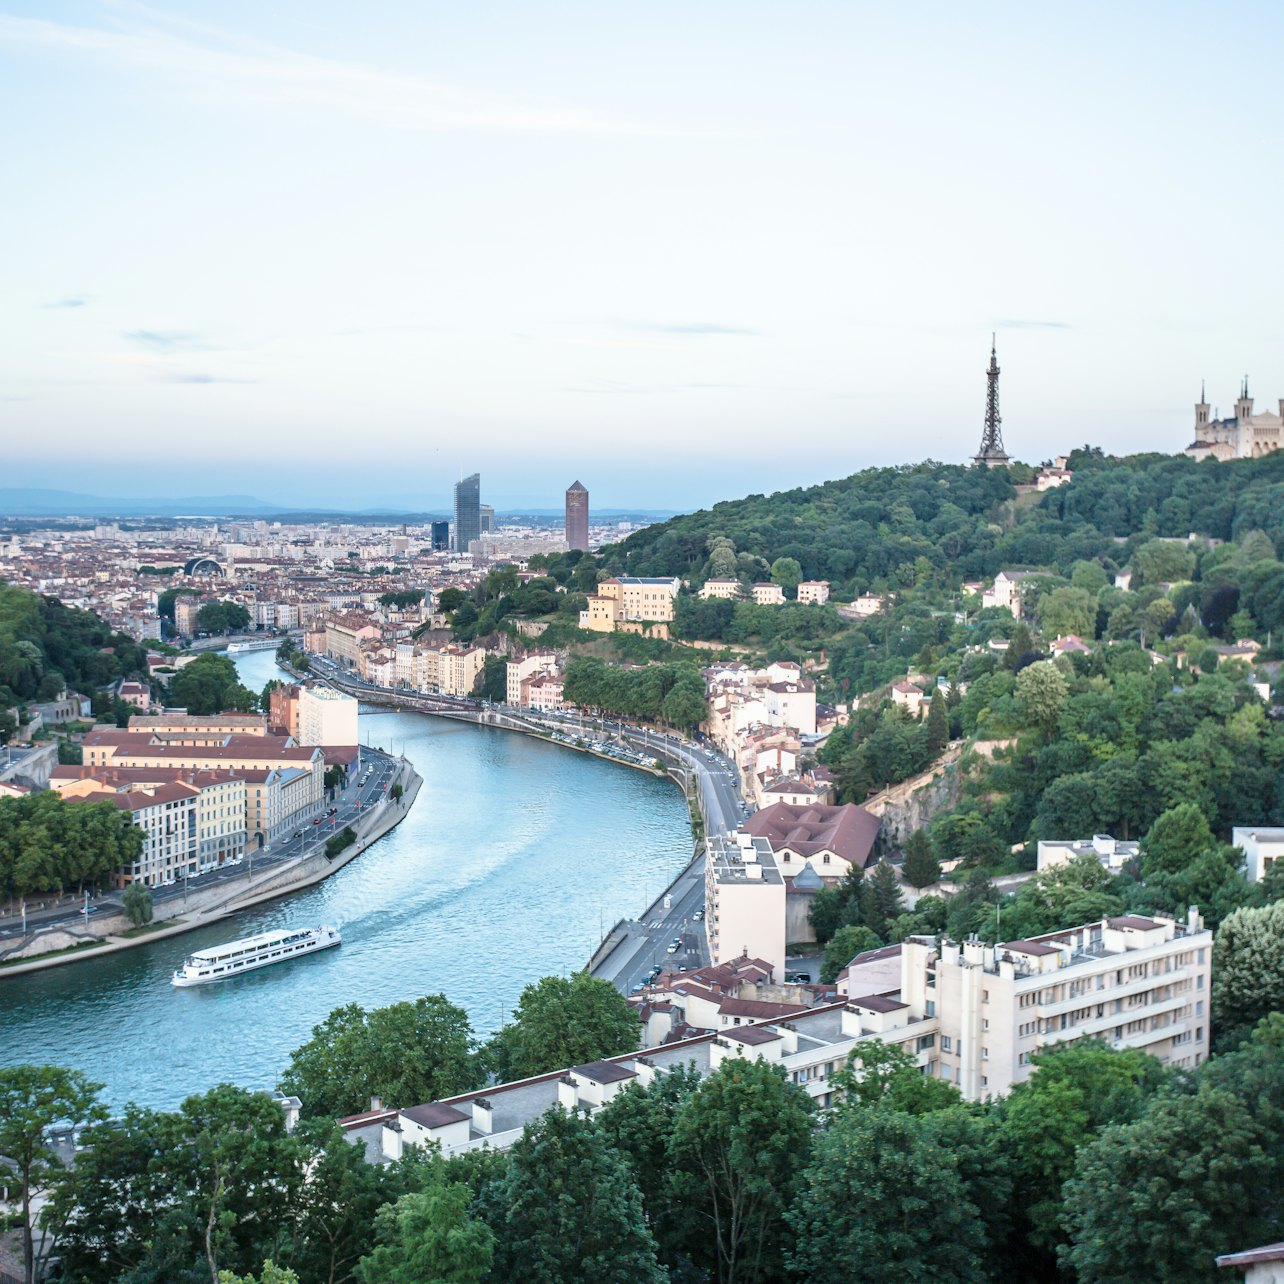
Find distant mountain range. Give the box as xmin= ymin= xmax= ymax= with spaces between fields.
xmin=0 ymin=488 xmax=677 ymax=522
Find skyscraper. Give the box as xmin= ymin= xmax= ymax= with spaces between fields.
xmin=565 ymin=480 xmax=589 ymax=552
xmin=430 ymin=520 xmax=449 ymax=552
xmin=453 ymin=473 xmax=481 ymax=552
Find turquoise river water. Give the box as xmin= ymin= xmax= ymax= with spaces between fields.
xmin=0 ymin=650 xmax=690 ymax=1109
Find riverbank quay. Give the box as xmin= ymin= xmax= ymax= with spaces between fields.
xmin=0 ymin=758 xmax=421 ymax=978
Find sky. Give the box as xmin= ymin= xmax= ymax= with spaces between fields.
xmin=3 ymin=1 xmax=1284 ymax=513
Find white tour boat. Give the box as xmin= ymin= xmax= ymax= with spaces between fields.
xmin=171 ymin=925 xmax=341 ymax=987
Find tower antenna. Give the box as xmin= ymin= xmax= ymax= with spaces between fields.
xmin=973 ymin=334 xmax=1010 ymax=467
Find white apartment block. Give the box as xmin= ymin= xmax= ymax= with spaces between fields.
xmin=698 ymin=579 xmax=741 ymax=600
xmin=298 ymin=684 xmax=359 ymax=747
xmin=348 ymin=909 xmax=1212 ymax=1167
xmin=1232 ymin=826 xmax=1284 ymax=883
xmin=752 ymin=582 xmax=785 ymax=606
xmin=906 ymin=910 xmax=1212 ymax=1097
xmin=704 ymin=833 xmax=786 ymax=982
xmin=1037 ymin=834 xmax=1139 ymax=874
xmin=797 ymin=580 xmax=830 ymax=605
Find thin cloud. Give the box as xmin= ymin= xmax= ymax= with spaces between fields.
xmin=160 ymin=372 xmax=253 ymax=385
xmin=997 ymin=320 xmax=1072 ymax=330
xmin=43 ymin=297 xmax=87 ymax=309
xmin=614 ymin=321 xmax=762 ymax=336
xmin=124 ymin=330 xmax=207 ymax=350
xmin=0 ymin=13 xmax=671 ymax=136
xmin=564 ymin=379 xmax=744 ymax=394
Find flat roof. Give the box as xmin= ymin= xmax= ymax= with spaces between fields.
xmin=401 ymin=1101 xmax=470 ymax=1129
xmin=571 ymin=1060 xmax=638 ymax=1085
xmin=722 ymin=1025 xmax=782 ymax=1045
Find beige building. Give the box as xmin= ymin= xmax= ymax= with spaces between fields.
xmin=129 ymin=713 xmax=268 ymax=740
xmin=1186 ymin=382 xmax=1284 ymax=461
xmin=703 ymin=832 xmax=786 ymax=982
xmin=796 ymin=580 xmax=830 ymax=605
xmin=298 ymin=684 xmax=359 ymax=747
xmin=65 ymin=779 xmax=199 ymax=887
xmin=891 ymin=681 xmax=926 ymax=715
xmin=698 ymin=579 xmax=742 ymax=600
xmin=908 ymin=910 xmax=1212 ymax=1096
xmin=506 ymin=653 xmax=559 ymax=706
xmin=325 ymin=613 xmax=382 ymax=669
xmin=579 ymin=577 xmax=679 ymax=635
xmin=752 ymin=582 xmax=785 ymax=606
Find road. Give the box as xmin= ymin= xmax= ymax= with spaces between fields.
xmin=0 ymin=748 xmax=401 ymax=940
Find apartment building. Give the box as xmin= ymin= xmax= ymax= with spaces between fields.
xmin=1232 ymin=826 xmax=1284 ymax=883
xmin=66 ymin=780 xmax=199 ymax=887
xmin=525 ymin=673 xmax=565 ymax=712
xmin=796 ymin=580 xmax=830 ymax=605
xmin=129 ymin=713 xmax=270 ymax=741
xmin=506 ymin=653 xmax=559 ymax=706
xmin=752 ymin=582 xmax=785 ymax=606
xmin=704 ymin=832 xmax=786 ymax=982
xmin=269 ymin=683 xmax=301 ymax=738
xmin=698 ymin=579 xmax=741 ymax=600
xmin=343 ymin=908 xmax=1214 ymax=1169
xmin=324 ymin=613 xmax=381 ymax=669
xmin=297 ymin=684 xmax=359 ymax=747
xmin=906 ymin=910 xmax=1212 ymax=1096
xmin=55 ymin=765 xmax=247 ymax=872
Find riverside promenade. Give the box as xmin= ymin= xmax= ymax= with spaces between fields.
xmin=0 ymin=754 xmax=420 ymax=976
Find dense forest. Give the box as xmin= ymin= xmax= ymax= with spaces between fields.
xmin=0 ymin=583 xmax=148 ymax=709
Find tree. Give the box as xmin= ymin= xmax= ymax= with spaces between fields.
xmin=0 ymin=1065 xmax=105 ymax=1284
xmin=122 ymin=881 xmax=153 ymax=928
xmin=999 ymin=1041 xmax=1167 ymax=1274
xmin=1062 ymin=1081 xmax=1282 ymax=1283
xmin=831 ymin=1038 xmax=961 ymax=1116
xmin=807 ymin=884 xmax=847 ymax=945
xmin=787 ymin=1107 xmax=988 ymax=1283
xmin=901 ymin=829 xmax=940 ymax=889
xmin=820 ymin=924 xmax=881 ymax=983
xmin=493 ymin=1108 xmax=665 ymax=1284
xmin=486 ymin=972 xmax=638 ymax=1081
xmin=769 ymin=557 xmax=803 ymax=596
xmin=436 ymin=587 xmax=466 ymax=614
xmin=1014 ymin=660 xmax=1068 ymax=734
xmin=389 ymin=782 xmax=403 ymax=802
xmin=596 ymin=1064 xmax=704 ymax=1274
xmin=1038 ymin=586 xmax=1096 ymax=640
xmin=219 ymin=1265 xmax=299 ymax=1284
xmin=925 ymin=693 xmax=949 ymax=753
xmin=862 ymin=859 xmax=905 ymax=939
xmin=197 ymin=601 xmax=251 ymax=635
xmin=1141 ymin=802 xmax=1216 ymax=876
xmin=281 ymin=996 xmax=482 ymax=1119
xmin=477 ymin=655 xmax=506 ymax=702
xmin=668 ymin=1058 xmax=813 ymax=1283
xmin=357 ymin=1179 xmax=493 ymax=1284
xmin=169 ymin=653 xmax=260 ymax=716
xmin=1213 ymin=901 xmax=1284 ymax=1043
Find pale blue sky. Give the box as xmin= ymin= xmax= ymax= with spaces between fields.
xmin=3 ymin=1 xmax=1282 ymax=510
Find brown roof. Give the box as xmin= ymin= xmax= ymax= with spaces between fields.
xmin=401 ymin=1101 xmax=470 ymax=1129
xmin=571 ymin=1060 xmax=638 ymax=1085
xmin=1001 ymin=939 xmax=1060 ymax=956
xmin=722 ymin=1025 xmax=781 ymax=1045
xmin=742 ymin=801 xmax=881 ymax=870
xmin=718 ymin=997 xmax=810 ymax=1020
xmin=1107 ymin=915 xmax=1164 ymax=931
xmin=849 ymin=994 xmax=909 ymax=1013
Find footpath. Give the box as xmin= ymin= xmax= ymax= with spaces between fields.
xmin=0 ymin=763 xmax=422 ymax=978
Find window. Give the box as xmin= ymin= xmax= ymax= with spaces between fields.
xmin=982 ymin=1046 xmax=990 ymax=1060
xmin=925 ymin=1000 xmax=936 ymax=1018
xmin=941 ymin=1035 xmax=952 ymax=1052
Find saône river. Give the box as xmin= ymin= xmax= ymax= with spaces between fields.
xmin=0 ymin=650 xmax=690 ymax=1109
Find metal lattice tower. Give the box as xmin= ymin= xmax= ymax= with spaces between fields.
xmin=973 ymin=334 xmax=1010 ymax=467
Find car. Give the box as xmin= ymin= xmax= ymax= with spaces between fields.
xmin=786 ymin=971 xmax=811 ymax=984
xmin=693 ymin=909 xmax=704 ymax=921
xmin=666 ymin=943 xmax=679 ymax=954
xmin=313 ymin=818 xmax=322 ymax=825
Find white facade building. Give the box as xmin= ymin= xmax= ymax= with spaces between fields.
xmin=298 ymin=685 xmax=359 ymax=747
xmin=1232 ymin=826 xmax=1284 ymax=883
xmin=703 ymin=833 xmax=786 ymax=982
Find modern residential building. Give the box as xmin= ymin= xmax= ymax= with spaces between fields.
xmin=453 ymin=473 xmax=482 ymax=553
xmin=703 ymin=832 xmax=786 ymax=982
xmin=480 ymin=504 xmax=496 ymax=534
xmin=1232 ymin=826 xmax=1284 ymax=883
xmin=796 ymin=580 xmax=830 ymax=605
xmin=297 ymin=684 xmax=359 ymax=747
xmin=346 ymin=909 xmax=1212 ymax=1165
xmin=1037 ymin=834 xmax=1139 ymax=873
xmin=565 ymin=481 xmax=589 ymax=552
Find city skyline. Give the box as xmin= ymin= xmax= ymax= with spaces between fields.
xmin=4 ymin=2 xmax=1284 ymax=511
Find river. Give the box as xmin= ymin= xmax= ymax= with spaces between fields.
xmin=0 ymin=650 xmax=691 ymax=1110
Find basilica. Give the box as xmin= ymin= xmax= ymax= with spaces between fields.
xmin=1185 ymin=379 xmax=1284 ymax=460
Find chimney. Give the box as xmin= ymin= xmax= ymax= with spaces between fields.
xmin=471 ymin=1098 xmax=493 ymax=1135
xmin=369 ymin=1095 xmax=382 ymax=1112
